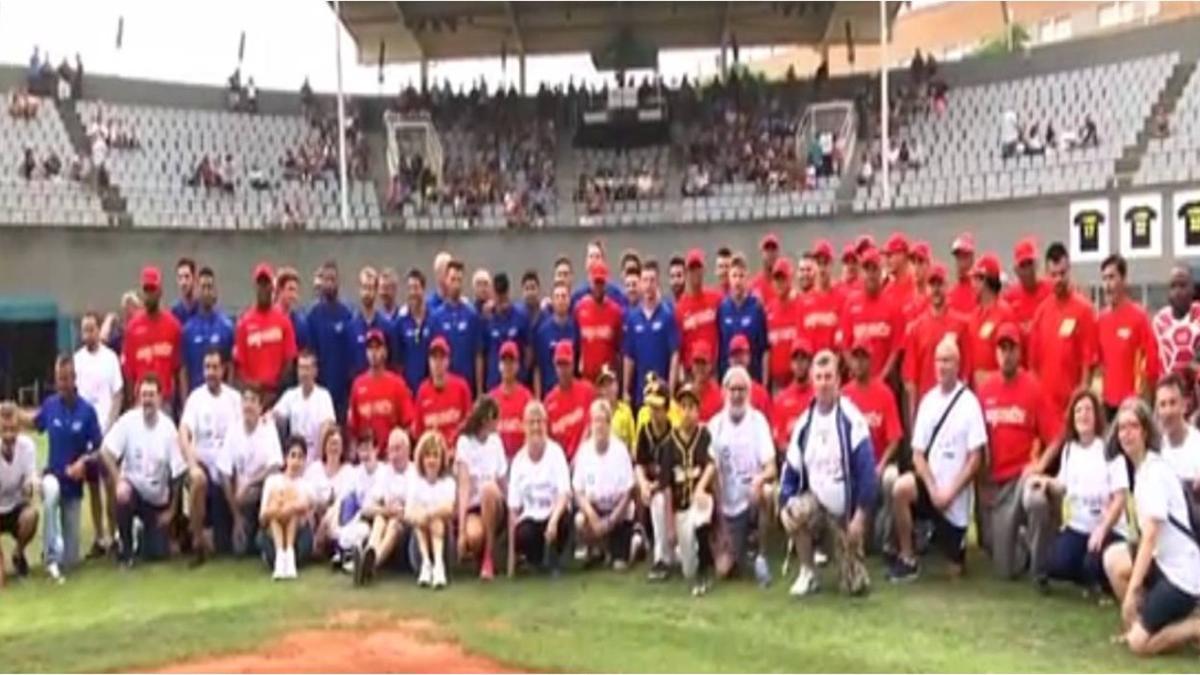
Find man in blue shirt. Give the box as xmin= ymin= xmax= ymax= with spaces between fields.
xmin=571 ymin=239 xmax=628 ymax=311
xmin=622 ymin=259 xmax=680 ymax=409
xmin=171 ymin=257 xmax=199 ymax=325
xmin=180 ymin=266 xmax=235 ymax=393
xmin=717 ymin=254 xmax=767 ymax=381
xmin=532 ymin=280 xmax=579 ymax=399
xmin=395 ymin=268 xmax=432 ymax=393
xmin=429 ymin=258 xmax=485 ymax=396
xmin=307 ymin=260 xmax=356 ymax=422
xmin=32 ymin=355 xmax=103 ymax=581
xmin=350 ymin=265 xmax=395 ymax=379
xmin=483 ymin=272 xmax=531 ymax=391
xmin=426 ymin=251 xmax=452 ymax=314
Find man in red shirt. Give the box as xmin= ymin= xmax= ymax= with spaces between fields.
xmin=415 ymin=336 xmax=473 ymax=451
xmin=947 ymin=232 xmax=978 ymax=320
xmin=764 ymin=257 xmax=801 ymax=390
xmin=122 ymin=265 xmax=182 ymax=412
xmin=975 ymin=324 xmax=1056 ymax=580
xmin=688 ymin=340 xmax=723 ymax=423
xmin=839 ymin=248 xmax=904 ymax=380
xmin=574 ymin=261 xmax=623 ymax=383
xmin=837 ymin=244 xmax=863 ymax=299
xmin=770 ymin=338 xmax=815 ymax=453
xmin=544 ymin=341 xmax=595 ymax=461
xmin=1001 ymin=238 xmax=1053 ymax=334
xmin=348 ymin=329 xmax=414 ymax=457
xmin=750 ymin=232 xmax=781 ymax=306
xmin=843 ymin=339 xmax=902 ymax=474
xmin=715 ymin=246 xmax=733 ymax=295
xmin=910 ymin=241 xmax=932 ymax=296
xmin=966 ymin=253 xmax=1016 ymax=388
xmin=796 ymin=253 xmax=843 ymax=354
xmin=675 ymin=248 xmax=722 ymax=384
xmin=1097 ymin=253 xmax=1160 ymax=421
xmin=728 ymin=334 xmax=772 ymax=418
xmin=810 ymin=238 xmax=837 ymax=293
xmin=489 ymin=340 xmax=533 ymax=457
xmin=903 ymin=263 xmax=968 ymax=422
xmin=234 ymin=263 xmax=297 ymax=401
xmin=1028 ymin=242 xmax=1098 ymax=431
xmin=882 ymin=233 xmax=922 ymax=330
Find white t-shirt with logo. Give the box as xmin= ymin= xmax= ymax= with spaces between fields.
xmin=912 ymin=382 xmax=987 ymax=528
xmin=103 ymin=410 xmax=187 ymax=507
xmin=260 ymin=472 xmax=308 ymax=518
xmin=1058 ymin=438 xmax=1130 ymax=538
xmin=787 ymin=399 xmax=871 ymax=518
xmin=508 ymin=440 xmax=571 ymax=523
xmin=180 ymin=384 xmax=243 ymax=473
xmin=407 ymin=473 xmax=456 ymax=512
xmin=0 ymin=435 xmax=37 ymax=513
xmin=455 ymin=433 xmax=508 ymax=509
xmin=302 ymin=461 xmax=356 ymax=509
xmin=272 ymin=384 xmax=336 ymax=465
xmin=350 ymin=462 xmax=396 ymax=504
xmin=366 ymin=463 xmax=413 ymax=509
xmin=1134 ymin=453 xmax=1200 ymax=595
xmin=222 ymin=418 xmax=283 ymax=485
xmin=1162 ymin=425 xmax=1200 ymax=484
xmin=74 ymin=344 xmax=123 ymax=432
xmin=572 ymin=436 xmax=634 ymax=514
xmin=709 ymin=407 xmax=774 ymax=518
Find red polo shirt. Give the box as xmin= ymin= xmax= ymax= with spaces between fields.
xmin=842 ymin=378 xmax=902 ymax=464
xmin=977 ymin=370 xmax=1055 ymax=483
xmin=750 ymin=271 xmax=777 ymax=306
xmin=695 ymin=377 xmax=724 ymax=423
xmin=574 ymin=294 xmax=623 ymax=382
xmin=1001 ymin=279 xmax=1054 ymax=333
xmin=883 ymin=272 xmax=925 ymax=331
xmin=771 ymin=380 xmax=813 ymax=452
xmin=840 ymin=290 xmax=904 ymax=378
xmin=122 ymin=309 xmax=182 ymax=399
xmin=796 ymin=287 xmax=843 ymax=354
xmin=348 ymin=369 xmax=414 ymax=455
xmin=1028 ymin=291 xmax=1098 ymax=428
xmin=545 ymin=378 xmax=595 ymax=461
xmin=1097 ymin=299 xmax=1160 ymax=408
xmin=903 ymin=306 xmax=969 ymax=398
xmin=947 ymin=277 xmax=978 ymax=320
xmin=765 ymin=292 xmax=802 ymax=386
xmin=490 ymin=382 xmax=534 ymax=457
xmin=750 ymin=380 xmax=773 ymax=420
xmin=965 ymin=298 xmax=1017 ymax=384
xmin=234 ymin=305 xmax=298 ymax=390
xmin=675 ymin=288 xmax=722 ymax=367
xmin=415 ymin=373 xmax=473 ymax=450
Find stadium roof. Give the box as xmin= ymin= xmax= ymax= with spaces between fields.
xmin=336 ymin=2 xmax=901 ymax=67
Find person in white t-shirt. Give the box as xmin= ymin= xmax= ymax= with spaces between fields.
xmin=407 ymin=431 xmax=456 ymax=589
xmin=1025 ymin=389 xmax=1131 ymax=596
xmin=572 ymin=399 xmax=635 ymax=570
xmin=709 ymin=366 xmax=777 ymax=586
xmin=334 ymin=430 xmax=394 ymax=568
xmin=304 ymin=425 xmax=354 ymax=559
xmin=271 ymin=351 xmax=335 ymax=466
xmin=221 ymin=385 xmax=282 ymax=555
xmin=74 ymin=312 xmax=123 ymax=558
xmin=507 ymin=401 xmax=572 ymax=578
xmin=1154 ymin=374 xmax=1200 ymax=510
xmin=455 ymin=396 xmax=507 ymax=581
xmin=0 ymin=403 xmax=38 ymax=583
xmin=179 ymin=349 xmax=242 ymax=563
xmin=352 ymin=428 xmax=412 ymax=586
xmin=259 ymin=436 xmax=313 ymax=581
xmin=1112 ymin=398 xmax=1200 ymax=656
xmin=102 ymin=374 xmax=187 ymax=566
xmin=889 ymin=338 xmax=986 ymax=582
xmin=780 ymin=351 xmax=877 ymax=598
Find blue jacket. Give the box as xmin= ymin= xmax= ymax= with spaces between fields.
xmin=779 ymin=397 xmax=878 ymax=520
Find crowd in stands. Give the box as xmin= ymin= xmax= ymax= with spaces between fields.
xmin=1001 ymin=111 xmax=1100 ymax=160
xmin=24 ymin=47 xmax=84 ymax=102
xmin=7 ymin=87 xmax=41 ymax=121
xmin=17 ymin=147 xmax=63 ymax=181
xmin=227 ymin=69 xmax=259 ymax=114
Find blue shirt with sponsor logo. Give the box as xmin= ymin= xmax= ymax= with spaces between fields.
xmin=171 ymin=298 xmax=199 ymax=326
xmin=532 ymin=313 xmax=579 ymax=396
xmin=394 ymin=309 xmax=431 ymax=394
xmin=484 ymin=303 xmax=531 ymax=391
xmin=429 ymin=298 xmax=484 ymax=393
xmin=622 ymin=302 xmax=679 ymax=408
xmin=717 ymin=294 xmax=767 ymax=380
xmin=181 ymin=308 xmax=235 ymax=391
xmin=34 ymin=394 xmax=103 ymax=500
xmin=349 ymin=309 xmax=395 ymax=379
xmin=306 ymin=298 xmax=356 ymax=421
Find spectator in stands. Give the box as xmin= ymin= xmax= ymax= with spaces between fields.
xmin=73 ymin=54 xmax=84 ymax=100
xmin=245 ymin=77 xmax=258 ymax=114
xmin=1152 ymin=104 xmax=1170 ymax=139
xmin=248 ymin=163 xmax=270 ymax=191
xmin=7 ymin=87 xmax=38 ymax=120
xmin=1001 ymin=110 xmax=1020 ymax=160
xmin=1078 ymin=115 xmax=1099 ymax=148
xmin=300 ymin=77 xmax=315 ymax=120
xmin=1045 ymin=122 xmax=1059 ymax=151
xmin=282 ymin=150 xmax=300 ymax=181
xmin=858 ymin=154 xmax=875 ymax=187
xmin=19 ymin=147 xmax=35 ymax=180
xmin=227 ymin=68 xmax=242 ymax=111
xmin=68 ymin=149 xmax=90 ymax=183
xmin=43 ymin=151 xmax=61 ymax=180
xmin=1025 ymin=124 xmax=1046 ymax=157
xmin=55 ymin=58 xmax=72 ymax=100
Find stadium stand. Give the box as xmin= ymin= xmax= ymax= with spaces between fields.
xmin=1135 ymin=58 xmax=1200 ymax=186
xmin=575 ymin=145 xmax=670 ymax=227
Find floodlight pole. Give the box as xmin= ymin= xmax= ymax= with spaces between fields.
xmin=879 ymin=0 xmax=890 ymax=206
xmin=335 ymin=0 xmax=350 ymax=230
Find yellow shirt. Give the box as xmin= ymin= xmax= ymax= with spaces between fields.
xmin=635 ymin=402 xmax=682 ymax=441
xmin=610 ymin=400 xmax=637 ymax=454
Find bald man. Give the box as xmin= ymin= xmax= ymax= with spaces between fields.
xmin=1153 ymin=264 xmax=1200 ymax=381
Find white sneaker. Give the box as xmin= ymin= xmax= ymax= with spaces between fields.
xmin=789 ymin=566 xmax=819 ymax=598
xmin=417 ymin=561 xmax=433 ymax=587
xmin=284 ymin=549 xmax=298 ymax=580
xmin=431 ymin=562 xmax=447 ymax=589
xmin=814 ymin=549 xmax=829 ymax=568
xmin=47 ymin=562 xmax=65 ymax=585
xmin=272 ymin=552 xmax=286 ymax=581
xmin=630 ymin=531 xmax=645 ymax=560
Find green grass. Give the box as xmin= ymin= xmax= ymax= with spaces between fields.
xmin=1 ymin=438 xmax=1192 ymax=673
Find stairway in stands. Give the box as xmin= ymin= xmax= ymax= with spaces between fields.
xmin=56 ymin=98 xmax=130 ymax=226
xmin=1115 ymin=58 xmax=1198 ymax=187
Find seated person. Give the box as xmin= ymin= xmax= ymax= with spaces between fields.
xmin=454 ymin=397 xmax=508 ymax=580
xmin=0 ymin=403 xmax=38 ymax=584
xmin=572 ymin=400 xmax=635 ymax=570
xmin=352 ymin=429 xmax=411 ymax=586
xmin=224 ymin=386 xmax=283 ymax=555
xmin=507 ymin=401 xmax=571 ymax=577
xmin=406 ymin=431 xmax=456 ymax=589
xmin=258 ymin=436 xmax=314 ymax=580
xmin=303 ymin=426 xmax=354 ymax=561
xmin=334 ymin=431 xmax=393 ymax=571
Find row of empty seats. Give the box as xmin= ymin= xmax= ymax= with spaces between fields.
xmin=1135 ymin=59 xmax=1200 ymax=185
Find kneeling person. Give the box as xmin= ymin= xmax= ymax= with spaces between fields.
xmin=661 ymin=385 xmax=717 ymax=595
xmin=0 ymin=403 xmax=38 ymax=582
xmin=573 ymin=400 xmax=635 ymax=570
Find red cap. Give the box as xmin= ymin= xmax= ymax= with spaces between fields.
xmin=140 ymin=265 xmax=162 ymax=290
xmin=589 ymin=261 xmax=609 ymax=283
xmin=365 ymin=328 xmax=387 ymax=347
xmin=972 ymin=253 xmax=1002 ymax=280
xmin=691 ymin=340 xmax=713 ymax=363
xmin=685 ymin=248 xmax=705 ymax=269
xmin=811 ymin=239 xmax=835 ymax=262
xmin=729 ymin=334 xmax=751 ymax=355
xmin=854 ymin=234 xmax=876 ymax=254
xmin=429 ymin=336 xmax=451 ymax=356
xmin=859 ymin=247 xmax=881 ymax=268
xmin=791 ymin=335 xmax=814 ymax=357
xmin=553 ymin=340 xmax=574 ymax=365
xmin=1013 ymin=238 xmax=1038 ymax=266
xmin=253 ymin=262 xmax=274 ymax=283
xmin=760 ymin=232 xmax=780 ymax=250
xmin=927 ymin=263 xmax=948 ymax=284
xmin=885 ymin=232 xmax=910 ymax=255
xmin=910 ymin=241 xmax=931 ymax=262
xmin=951 ymin=232 xmax=976 ymax=254
xmin=841 ymin=243 xmax=859 ymax=262
xmin=499 ymin=340 xmax=520 ymax=360
xmin=996 ymin=323 xmax=1022 ymax=345
xmin=772 ymin=257 xmax=794 ymax=279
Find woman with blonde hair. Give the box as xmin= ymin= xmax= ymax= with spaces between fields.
xmin=406 ymin=431 xmax=456 ymax=589
xmin=508 ymin=401 xmax=572 ymax=578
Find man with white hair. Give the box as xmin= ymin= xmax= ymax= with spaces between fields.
xmin=780 ymin=350 xmax=878 ymax=597
xmin=472 ymin=268 xmax=494 ymax=316
xmin=888 ymin=337 xmax=986 ymax=581
xmin=709 ymin=365 xmax=777 ymax=586
xmin=428 ymin=251 xmax=453 ymax=314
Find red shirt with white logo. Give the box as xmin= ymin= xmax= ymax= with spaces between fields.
xmin=695 ymin=377 xmax=724 ymax=423
xmin=234 ymin=306 xmax=297 ymax=390
xmin=965 ymin=298 xmax=1017 ymax=383
xmin=796 ymin=287 xmax=843 ymax=354
xmin=122 ymin=309 xmax=182 ymax=399
xmin=771 ymin=381 xmax=813 ymax=452
xmin=574 ymin=294 xmax=623 ymax=382
xmin=977 ymin=370 xmax=1055 ymax=483
xmin=903 ymin=306 xmax=969 ymax=398
xmin=415 ymin=374 xmax=473 ymax=450
xmin=765 ymin=292 xmax=802 ymax=386
xmin=675 ymin=288 xmax=722 ymax=367
xmin=348 ymin=369 xmax=414 ymax=455
xmin=840 ymin=291 xmax=904 ymax=378
xmin=1028 ymin=291 xmax=1098 ymax=428
xmin=544 ymin=379 xmax=595 ymax=461
xmin=1153 ymin=303 xmax=1200 ymax=376
xmin=750 ymin=271 xmax=777 ymax=306
xmin=490 ymin=382 xmax=534 ymax=457
xmin=947 ymin=277 xmax=978 ymax=320
xmin=883 ymin=272 xmax=925 ymax=331
xmin=1097 ymin=299 xmax=1160 ymax=408
xmin=1001 ymin=279 xmax=1054 ymax=333
xmin=842 ymin=378 xmax=902 ymax=464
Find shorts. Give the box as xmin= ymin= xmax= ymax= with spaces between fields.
xmin=0 ymin=504 xmax=28 ymax=536
xmin=1140 ymin=563 xmax=1200 ymax=634
xmin=914 ymin=481 xmax=966 ymax=565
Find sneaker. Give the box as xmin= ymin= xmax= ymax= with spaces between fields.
xmin=887 ymin=557 xmax=920 ymax=583
xmin=284 ymin=549 xmax=299 ymax=580
xmin=330 ymin=548 xmax=343 ymax=573
xmin=629 ymin=530 xmax=645 ymax=562
xmin=47 ymin=562 xmax=65 ymax=585
xmin=12 ymin=553 xmax=29 ymax=578
xmin=480 ymin=555 xmax=495 ymax=581
xmin=573 ymin=543 xmax=588 ymax=562
xmin=360 ymin=548 xmax=376 ymax=586
xmin=417 ymin=561 xmax=433 ymax=587
xmin=352 ymin=547 xmax=368 ymax=587
xmin=789 ymin=566 xmax=819 ymax=598
xmin=753 ymin=554 xmax=772 ymax=588
xmin=690 ymin=577 xmax=710 ymax=597
xmin=612 ymin=558 xmax=628 ymax=572
xmin=646 ymin=561 xmax=669 ymax=582
xmin=432 ymin=562 xmax=447 ymax=589
xmin=272 ymin=552 xmax=286 ymax=581
xmin=814 ymin=549 xmax=829 ymax=568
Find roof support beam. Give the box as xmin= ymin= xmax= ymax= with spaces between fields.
xmin=504 ymin=1 xmax=525 ymax=55
xmin=391 ymin=1 xmax=425 ymax=60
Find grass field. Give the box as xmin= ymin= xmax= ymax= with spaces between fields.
xmin=2 ymin=439 xmax=1195 ymax=673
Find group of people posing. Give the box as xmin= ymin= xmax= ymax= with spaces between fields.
xmin=1 ymin=231 xmax=1199 ymax=657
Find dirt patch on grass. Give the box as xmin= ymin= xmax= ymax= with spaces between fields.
xmin=150 ymin=612 xmax=513 ymax=674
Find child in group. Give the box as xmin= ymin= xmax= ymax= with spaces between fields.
xmin=334 ymin=430 xmax=393 ymax=572
xmin=406 ymin=431 xmax=456 ymax=589
xmin=259 ymin=436 xmax=314 ymax=580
